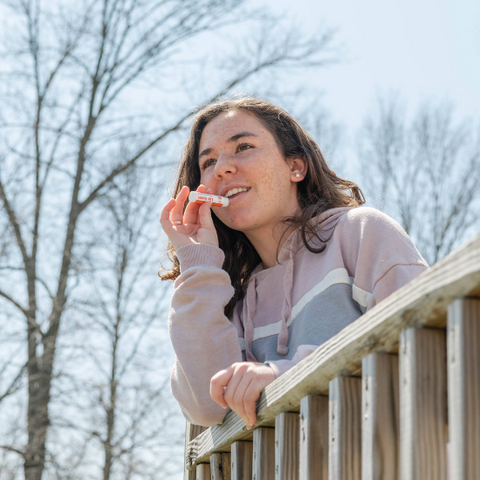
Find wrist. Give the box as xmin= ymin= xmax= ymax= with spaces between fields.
xmin=176 ymin=243 xmax=225 ymax=271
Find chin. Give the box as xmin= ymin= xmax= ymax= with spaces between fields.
xmin=217 ymin=213 xmax=256 ymax=233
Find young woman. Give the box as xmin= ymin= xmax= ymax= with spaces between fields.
xmin=159 ymin=97 xmax=427 ymax=428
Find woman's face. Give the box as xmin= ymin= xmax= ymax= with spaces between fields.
xmin=198 ymin=110 xmax=304 ymax=237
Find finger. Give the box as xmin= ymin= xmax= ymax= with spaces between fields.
xmin=183 ymin=184 xmax=207 ymax=225
xmin=243 ymin=381 xmax=262 ymax=427
xmin=210 ymin=367 xmax=234 ymax=408
xmin=228 ymin=374 xmax=256 ymax=427
xmin=170 ymin=186 xmax=189 ymax=225
xmin=159 ymin=198 xmax=177 ymax=235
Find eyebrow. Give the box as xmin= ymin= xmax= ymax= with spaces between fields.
xmin=198 ymin=131 xmax=258 ymax=160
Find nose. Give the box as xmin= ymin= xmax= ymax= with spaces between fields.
xmin=214 ymin=152 xmax=237 ymax=179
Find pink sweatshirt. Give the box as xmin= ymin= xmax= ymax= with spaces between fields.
xmin=168 ymin=207 xmax=428 ymax=426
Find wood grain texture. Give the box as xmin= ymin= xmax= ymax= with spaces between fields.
xmin=187 ymin=234 xmax=480 ymax=467
xmin=252 ymin=428 xmax=275 ymax=480
xmin=196 ymin=464 xmax=211 ymax=480
xmin=185 ymin=423 xmax=208 ymax=478
xmin=328 ymin=377 xmax=362 ymax=480
xmin=447 ymin=299 xmax=480 ymax=480
xmin=299 ymin=395 xmax=329 ymax=480
xmin=231 ymin=441 xmax=253 ymax=480
xmin=362 ymin=353 xmax=399 ymax=480
xmin=211 ymin=453 xmax=231 ymax=480
xmin=275 ymin=412 xmax=300 ymax=480
xmin=399 ymin=328 xmax=447 ymax=480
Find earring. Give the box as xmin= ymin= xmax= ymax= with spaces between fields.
xmin=295 ymin=173 xmax=301 ymax=178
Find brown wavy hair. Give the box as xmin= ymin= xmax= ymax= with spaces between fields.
xmin=160 ymin=97 xmax=364 ymax=317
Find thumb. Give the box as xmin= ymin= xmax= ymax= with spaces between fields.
xmin=197 ymin=201 xmax=216 ymax=230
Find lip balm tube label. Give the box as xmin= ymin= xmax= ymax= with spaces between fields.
xmin=188 ymin=191 xmax=229 ymax=207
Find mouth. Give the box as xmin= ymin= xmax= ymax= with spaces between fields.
xmin=224 ymin=187 xmax=251 ymax=200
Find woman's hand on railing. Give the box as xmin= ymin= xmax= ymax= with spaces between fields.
xmin=210 ymin=362 xmax=276 ymax=429
xmin=160 ymin=185 xmax=219 ymax=250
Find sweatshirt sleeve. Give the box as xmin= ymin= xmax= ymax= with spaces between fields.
xmin=265 ymin=208 xmax=429 ymax=379
xmin=169 ymin=243 xmax=243 ymax=427
xmin=345 ymin=208 xmax=429 ymax=312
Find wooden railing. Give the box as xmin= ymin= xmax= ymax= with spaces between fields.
xmin=184 ymin=234 xmax=480 ymax=480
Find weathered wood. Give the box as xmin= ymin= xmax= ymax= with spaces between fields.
xmin=362 ymin=353 xmax=399 ymax=480
xmin=185 ymin=423 xmax=208 ymax=479
xmin=329 ymin=377 xmax=362 ymax=480
xmin=447 ymin=298 xmax=480 ymax=480
xmin=399 ymin=328 xmax=447 ymax=480
xmin=299 ymin=395 xmax=329 ymax=480
xmin=252 ymin=427 xmax=275 ymax=480
xmin=196 ymin=464 xmax=211 ymax=480
xmin=211 ymin=453 xmax=231 ymax=480
xmin=187 ymin=234 xmax=480 ymax=467
xmin=275 ymin=412 xmax=300 ymax=480
xmin=231 ymin=441 xmax=253 ymax=480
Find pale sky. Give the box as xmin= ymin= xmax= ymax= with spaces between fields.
xmin=254 ymin=0 xmax=480 ymax=133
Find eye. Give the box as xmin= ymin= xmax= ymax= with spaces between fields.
xmin=237 ymin=143 xmax=253 ymax=152
xmin=201 ymin=158 xmax=216 ymax=171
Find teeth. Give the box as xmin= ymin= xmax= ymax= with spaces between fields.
xmin=225 ymin=187 xmax=249 ymax=198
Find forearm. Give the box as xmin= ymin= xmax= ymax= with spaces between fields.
xmin=169 ymin=244 xmax=243 ymax=426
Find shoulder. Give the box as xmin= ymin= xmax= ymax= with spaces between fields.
xmin=329 ymin=206 xmax=428 ymax=269
xmin=339 ymin=206 xmax=404 ymax=231
xmin=334 ymin=207 xmax=414 ymax=247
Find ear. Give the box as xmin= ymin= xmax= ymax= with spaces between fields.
xmin=288 ymin=157 xmax=308 ymax=182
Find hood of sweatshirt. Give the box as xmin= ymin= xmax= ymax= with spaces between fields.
xmin=243 ymin=207 xmax=353 ymax=362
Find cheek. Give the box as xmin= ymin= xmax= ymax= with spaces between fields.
xmin=199 ymin=171 xmax=215 ymax=189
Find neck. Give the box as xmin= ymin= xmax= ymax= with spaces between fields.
xmin=246 ymin=223 xmax=296 ymax=269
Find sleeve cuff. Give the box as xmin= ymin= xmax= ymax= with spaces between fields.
xmin=176 ymin=243 xmax=225 ymax=272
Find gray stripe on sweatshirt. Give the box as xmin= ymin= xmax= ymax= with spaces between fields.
xmin=248 ymin=283 xmax=363 ymax=362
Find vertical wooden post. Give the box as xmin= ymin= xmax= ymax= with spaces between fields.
xmin=185 ymin=422 xmax=207 ymax=480
xmin=299 ymin=395 xmax=329 ymax=480
xmin=231 ymin=441 xmax=253 ymax=480
xmin=399 ymin=328 xmax=447 ymax=480
xmin=328 ymin=377 xmax=362 ymax=480
xmin=196 ymin=463 xmax=211 ymax=480
xmin=362 ymin=353 xmax=399 ymax=480
xmin=448 ymin=298 xmax=480 ymax=480
xmin=275 ymin=412 xmax=300 ymax=480
xmin=252 ymin=427 xmax=275 ymax=480
xmin=211 ymin=453 xmax=232 ymax=480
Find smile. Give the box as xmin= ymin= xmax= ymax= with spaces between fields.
xmin=224 ymin=187 xmax=250 ymax=199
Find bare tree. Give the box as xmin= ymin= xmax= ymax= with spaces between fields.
xmin=357 ymin=94 xmax=480 ymax=265
xmin=43 ymin=166 xmax=182 ymax=479
xmin=0 ymin=0 xmax=340 ymax=478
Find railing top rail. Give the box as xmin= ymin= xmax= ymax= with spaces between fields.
xmin=187 ymin=233 xmax=480 ymax=469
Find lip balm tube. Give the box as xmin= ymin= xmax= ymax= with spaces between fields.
xmin=188 ymin=191 xmax=229 ymax=207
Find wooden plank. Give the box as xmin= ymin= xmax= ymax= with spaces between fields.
xmin=362 ymin=352 xmax=399 ymax=480
xmin=185 ymin=423 xmax=208 ymax=479
xmin=399 ymin=328 xmax=447 ymax=480
xmin=447 ymin=298 xmax=480 ymax=480
xmin=328 ymin=377 xmax=362 ymax=480
xmin=211 ymin=453 xmax=231 ymax=480
xmin=231 ymin=441 xmax=253 ymax=480
xmin=196 ymin=464 xmax=211 ymax=480
xmin=187 ymin=234 xmax=480 ymax=467
xmin=275 ymin=412 xmax=300 ymax=480
xmin=252 ymin=427 xmax=275 ymax=480
xmin=299 ymin=395 xmax=329 ymax=480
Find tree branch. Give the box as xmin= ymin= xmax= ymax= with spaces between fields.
xmin=0 ymin=289 xmax=28 ymax=318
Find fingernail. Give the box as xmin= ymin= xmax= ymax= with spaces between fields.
xmin=174 ymin=221 xmax=182 ymax=225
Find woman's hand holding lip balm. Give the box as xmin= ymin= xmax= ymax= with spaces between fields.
xmin=160 ymin=185 xmax=219 ymax=249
